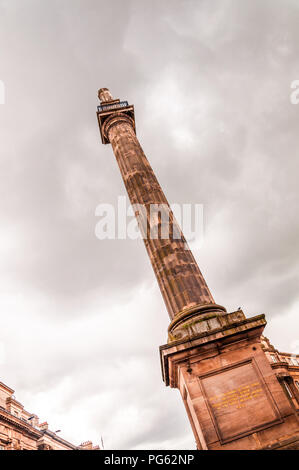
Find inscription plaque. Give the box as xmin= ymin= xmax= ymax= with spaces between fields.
xmin=199 ymin=360 xmax=281 ymax=443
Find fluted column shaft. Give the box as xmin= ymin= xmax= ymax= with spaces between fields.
xmin=105 ymin=116 xmax=215 ymax=321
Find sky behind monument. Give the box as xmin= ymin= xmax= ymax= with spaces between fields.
xmin=0 ymin=0 xmax=299 ymax=449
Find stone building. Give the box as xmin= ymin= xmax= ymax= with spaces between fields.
xmin=96 ymin=88 xmax=299 ymax=450
xmin=261 ymin=336 xmax=299 ymax=418
xmin=0 ymin=380 xmax=99 ymax=450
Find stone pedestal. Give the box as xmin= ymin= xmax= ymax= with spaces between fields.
xmin=160 ymin=310 xmax=299 ymax=449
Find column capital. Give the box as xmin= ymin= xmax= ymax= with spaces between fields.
xmin=97 ymin=92 xmax=136 ymax=144
xmin=102 ymin=113 xmax=135 ymax=143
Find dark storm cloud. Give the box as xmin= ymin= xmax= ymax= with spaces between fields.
xmin=0 ymin=0 xmax=298 ymax=449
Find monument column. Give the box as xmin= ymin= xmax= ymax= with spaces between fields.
xmin=97 ymin=88 xmax=225 ymax=333
xmin=97 ymin=88 xmax=299 ymax=450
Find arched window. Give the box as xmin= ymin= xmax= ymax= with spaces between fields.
xmin=284 ymin=381 xmax=292 ymax=398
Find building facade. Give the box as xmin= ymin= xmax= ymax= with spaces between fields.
xmin=0 ymin=380 xmax=99 ymax=450
xmin=97 ymin=88 xmax=299 ymax=450
xmin=262 ymin=336 xmax=299 ymax=419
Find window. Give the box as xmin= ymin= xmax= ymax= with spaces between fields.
xmin=270 ymin=354 xmax=277 ymax=363
xmin=284 ymin=382 xmax=293 ymax=398
xmin=290 ymin=357 xmax=299 ymax=366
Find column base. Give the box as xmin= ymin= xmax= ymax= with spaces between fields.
xmin=160 ymin=310 xmax=299 ymax=450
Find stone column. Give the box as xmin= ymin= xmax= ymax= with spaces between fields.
xmin=99 ymin=90 xmax=225 ymax=324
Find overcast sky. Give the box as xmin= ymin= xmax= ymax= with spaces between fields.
xmin=0 ymin=0 xmax=299 ymax=450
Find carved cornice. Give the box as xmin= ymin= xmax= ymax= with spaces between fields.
xmin=160 ymin=313 xmax=267 ymax=386
xmin=0 ymin=407 xmax=41 ymax=439
xmin=39 ymin=430 xmax=77 ymax=450
xmin=271 ymin=362 xmax=299 ymax=372
xmin=0 ymin=381 xmax=14 ymax=394
xmin=102 ymin=113 xmax=135 ymax=142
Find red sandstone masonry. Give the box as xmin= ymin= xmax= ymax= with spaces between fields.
xmin=100 ymin=95 xmax=216 ymax=321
